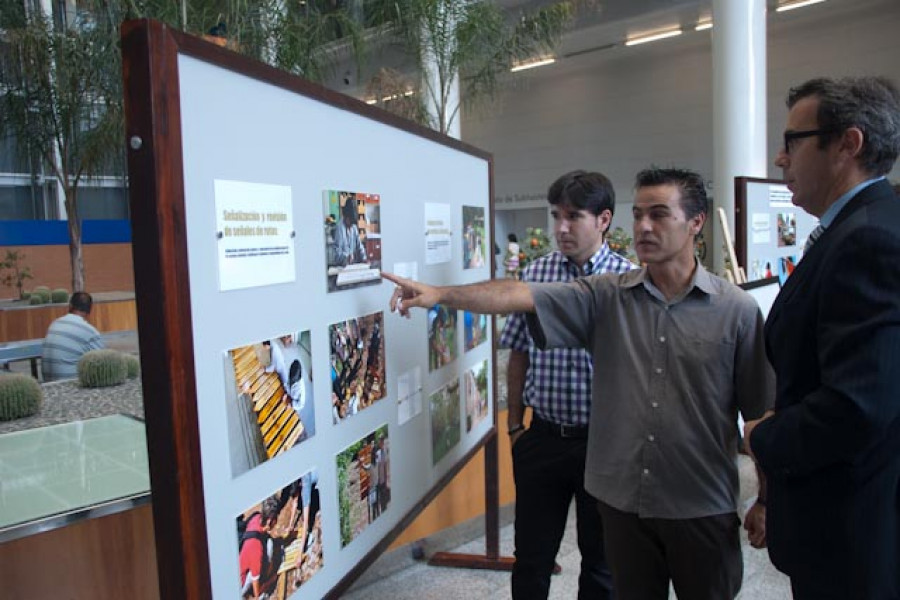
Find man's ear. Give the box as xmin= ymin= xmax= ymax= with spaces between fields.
xmin=690 ymin=212 xmax=706 ymax=236
xmin=839 ymin=127 xmax=865 ymax=159
xmin=598 ymin=209 xmax=613 ymax=233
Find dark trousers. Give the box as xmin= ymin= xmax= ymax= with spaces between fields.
xmin=511 ymin=424 xmax=613 ymax=600
xmin=597 ymin=500 xmax=742 ymax=600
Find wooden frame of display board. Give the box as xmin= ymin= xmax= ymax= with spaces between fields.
xmin=734 ymin=176 xmax=818 ymax=284
xmin=121 ymin=20 xmax=500 ymax=599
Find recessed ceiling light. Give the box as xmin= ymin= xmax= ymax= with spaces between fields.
xmin=776 ymin=0 xmax=827 ymax=13
xmin=625 ymin=29 xmax=683 ymax=46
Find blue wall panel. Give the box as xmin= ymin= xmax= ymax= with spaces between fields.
xmin=0 ymin=220 xmax=132 ymax=246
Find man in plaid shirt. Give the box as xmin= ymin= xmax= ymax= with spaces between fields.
xmin=501 ymin=171 xmax=636 ymax=600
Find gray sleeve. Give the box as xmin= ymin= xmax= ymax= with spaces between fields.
xmin=525 ymin=279 xmax=597 ymax=352
xmin=734 ymin=298 xmax=775 ymax=420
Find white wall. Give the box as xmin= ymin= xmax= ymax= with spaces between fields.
xmin=463 ymin=0 xmax=900 ymax=235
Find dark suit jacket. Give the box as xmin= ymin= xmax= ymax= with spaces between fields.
xmin=751 ymin=179 xmax=900 ymax=599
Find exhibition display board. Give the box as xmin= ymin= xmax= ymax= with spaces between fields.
xmin=734 ymin=177 xmax=818 ymax=284
xmin=121 ymin=20 xmax=494 ymax=599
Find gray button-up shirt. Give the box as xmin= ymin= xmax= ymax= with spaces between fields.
xmin=527 ymin=264 xmax=774 ymax=519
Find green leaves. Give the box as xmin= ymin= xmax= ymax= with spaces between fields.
xmin=367 ymin=0 xmax=574 ymax=134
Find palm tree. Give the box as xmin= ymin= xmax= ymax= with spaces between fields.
xmin=369 ymin=0 xmax=576 ymax=135
xmin=0 ymin=0 xmax=128 ymax=291
xmin=0 ymin=0 xmax=367 ymax=291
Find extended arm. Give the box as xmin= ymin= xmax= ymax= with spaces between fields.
xmin=382 ymin=272 xmax=534 ymax=317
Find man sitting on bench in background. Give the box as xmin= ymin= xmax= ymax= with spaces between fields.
xmin=41 ymin=291 xmax=104 ymax=381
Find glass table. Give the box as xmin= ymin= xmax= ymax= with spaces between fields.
xmin=0 ymin=414 xmax=150 ymax=543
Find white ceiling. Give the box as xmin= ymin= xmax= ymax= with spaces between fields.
xmin=498 ymin=0 xmax=884 ymax=63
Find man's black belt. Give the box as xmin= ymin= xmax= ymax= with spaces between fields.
xmin=530 ymin=416 xmax=589 ymax=439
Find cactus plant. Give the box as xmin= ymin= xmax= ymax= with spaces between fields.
xmin=51 ymin=288 xmax=70 ymax=304
xmin=29 ymin=294 xmax=46 ymax=305
xmin=124 ymin=354 xmax=140 ymax=379
xmin=0 ymin=373 xmax=43 ymax=421
xmin=78 ymin=350 xmax=128 ymax=388
xmin=30 ymin=286 xmax=51 ymax=304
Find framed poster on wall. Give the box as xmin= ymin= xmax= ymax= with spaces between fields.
xmin=122 ymin=20 xmax=494 ymax=599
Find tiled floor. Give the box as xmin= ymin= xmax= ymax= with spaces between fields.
xmin=0 ymin=414 xmax=150 ymax=532
xmin=345 ymin=456 xmax=793 ymax=599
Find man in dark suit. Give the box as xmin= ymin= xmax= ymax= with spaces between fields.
xmin=745 ymin=76 xmax=900 ymax=599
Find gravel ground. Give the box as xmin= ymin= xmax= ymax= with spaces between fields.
xmin=0 ymin=377 xmax=144 ymax=434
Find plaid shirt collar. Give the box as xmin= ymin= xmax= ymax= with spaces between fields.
xmin=559 ymin=241 xmax=619 ymax=276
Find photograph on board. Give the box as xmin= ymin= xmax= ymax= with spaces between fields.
xmin=330 ymin=312 xmax=387 ymax=424
xmin=225 ymin=331 xmax=315 ymax=478
xmin=462 ymin=205 xmax=486 ymax=269
xmin=236 ymin=468 xmax=323 ymax=599
xmin=463 ymin=310 xmax=488 ymax=352
xmin=430 ymin=379 xmax=461 ymax=465
xmin=323 ymin=190 xmax=382 ymax=292
xmin=778 ymin=255 xmax=797 ymax=285
xmin=464 ymin=360 xmax=489 ymax=432
xmin=428 ymin=304 xmax=458 ymax=372
xmin=336 ymin=424 xmax=391 ymax=548
xmin=777 ymin=212 xmax=797 ymax=247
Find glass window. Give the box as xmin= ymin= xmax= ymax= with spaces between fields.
xmin=75 ymin=185 xmax=129 ymax=220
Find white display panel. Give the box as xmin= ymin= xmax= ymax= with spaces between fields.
xmin=174 ymin=53 xmax=493 ymax=599
xmin=740 ymin=180 xmax=819 ymax=284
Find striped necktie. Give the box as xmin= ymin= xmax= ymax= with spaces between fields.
xmin=803 ymin=224 xmax=825 ymax=254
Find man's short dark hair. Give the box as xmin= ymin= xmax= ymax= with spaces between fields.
xmin=261 ymin=496 xmax=280 ymax=526
xmin=634 ymin=167 xmax=709 ymax=220
xmin=342 ymin=196 xmax=358 ymax=222
xmin=547 ymin=170 xmax=616 ymax=228
xmin=787 ymin=76 xmax=900 ymax=176
xmin=289 ymin=360 xmax=302 ymax=385
xmin=70 ymin=291 xmax=93 ymax=314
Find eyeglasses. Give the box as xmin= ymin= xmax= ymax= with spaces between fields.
xmin=782 ymin=129 xmax=831 ymax=154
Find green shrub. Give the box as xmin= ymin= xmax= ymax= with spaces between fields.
xmin=21 ymin=291 xmax=31 ymax=300
xmin=124 ymin=354 xmax=140 ymax=379
xmin=0 ymin=373 xmax=42 ymax=421
xmin=29 ymin=294 xmax=46 ymax=305
xmin=50 ymin=288 xmax=70 ymax=304
xmin=78 ymin=350 xmax=128 ymax=388
xmin=30 ymin=286 xmax=51 ymax=304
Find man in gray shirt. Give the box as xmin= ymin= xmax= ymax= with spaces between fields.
xmin=41 ymin=291 xmax=104 ymax=381
xmin=384 ymin=167 xmax=773 ymax=600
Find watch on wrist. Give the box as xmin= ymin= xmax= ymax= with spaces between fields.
xmin=508 ymin=423 xmax=525 ymax=435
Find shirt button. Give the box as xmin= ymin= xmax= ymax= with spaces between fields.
xmin=655 ymin=368 xmax=663 ymax=374
xmin=648 ymin=434 xmax=655 ymax=442
xmin=659 ymin=336 xmax=666 ymax=343
xmin=651 ymin=402 xmax=659 ymax=408
xmin=643 ymin=468 xmax=650 ymax=475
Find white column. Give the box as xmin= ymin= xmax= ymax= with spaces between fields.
xmin=711 ymin=0 xmax=767 ymax=276
xmin=38 ymin=0 xmax=69 ymax=219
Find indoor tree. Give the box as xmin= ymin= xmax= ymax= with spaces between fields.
xmin=369 ymin=0 xmax=578 ymax=135
xmin=0 ymin=0 xmax=368 ymax=291
xmin=0 ymin=0 xmax=128 ymax=292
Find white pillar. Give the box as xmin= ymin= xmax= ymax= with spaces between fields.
xmin=711 ymin=0 xmax=767 ymax=275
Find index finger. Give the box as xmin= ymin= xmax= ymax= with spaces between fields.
xmin=381 ymin=272 xmax=407 ymax=287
